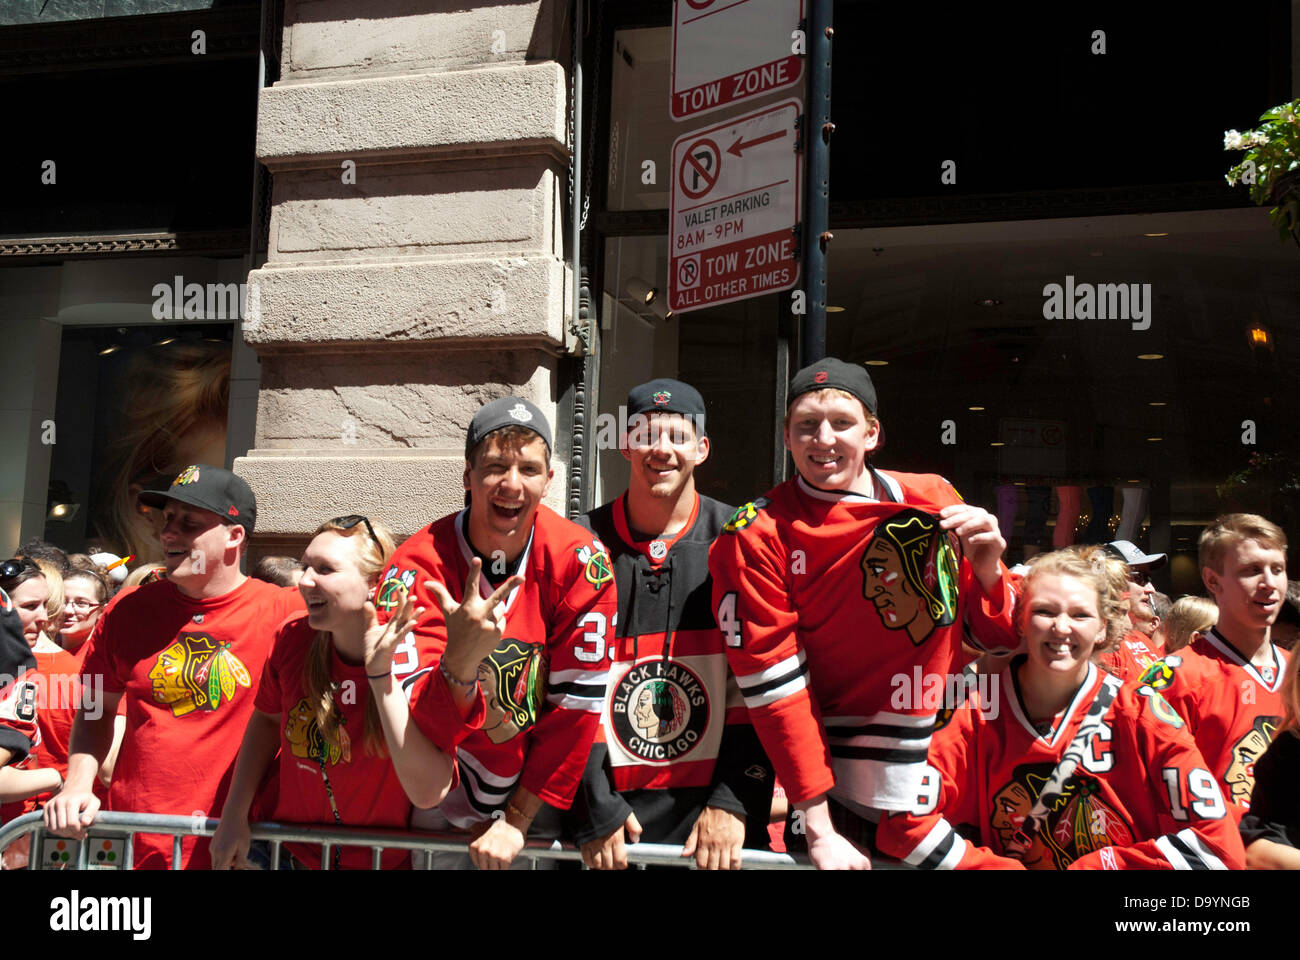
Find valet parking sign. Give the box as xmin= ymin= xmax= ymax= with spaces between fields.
xmin=669 ymin=99 xmax=802 ymax=313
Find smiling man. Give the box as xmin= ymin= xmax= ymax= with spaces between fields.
xmin=44 ymin=465 xmax=303 ymax=868
xmin=708 ymin=357 xmax=1020 ymax=869
xmin=380 ymin=397 xmax=616 ymax=869
xmin=1139 ymin=513 xmax=1290 ymax=819
xmin=565 ymin=379 xmax=773 ymax=871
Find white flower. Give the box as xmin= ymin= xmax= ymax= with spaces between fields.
xmin=1224 ymin=130 xmax=1245 ymax=150
xmin=1244 ymin=131 xmax=1270 ymax=147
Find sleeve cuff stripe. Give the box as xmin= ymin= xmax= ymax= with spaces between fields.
xmin=735 ymin=651 xmax=806 ymax=690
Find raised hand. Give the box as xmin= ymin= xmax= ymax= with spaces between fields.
xmin=426 ymin=558 xmax=523 ymax=683
xmin=362 ymin=587 xmax=422 ymax=676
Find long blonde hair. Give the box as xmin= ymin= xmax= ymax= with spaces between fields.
xmin=302 ymin=517 xmax=398 ymax=759
xmin=31 ymin=558 xmax=65 ymax=642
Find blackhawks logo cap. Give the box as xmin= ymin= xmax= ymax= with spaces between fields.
xmin=787 ymin=357 xmax=879 ymax=416
xmin=465 ymin=396 xmax=553 ymax=459
xmin=137 ymin=464 xmax=257 ymax=534
xmin=625 ymin=378 xmax=708 ymax=437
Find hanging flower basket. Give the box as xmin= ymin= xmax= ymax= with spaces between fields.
xmin=1225 ymin=101 xmax=1300 ymax=246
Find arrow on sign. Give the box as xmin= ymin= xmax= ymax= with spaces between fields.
xmin=726 ymin=128 xmax=787 ymax=157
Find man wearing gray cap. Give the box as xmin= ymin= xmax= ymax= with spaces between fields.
xmin=374 ymin=397 xmax=617 ymax=869
xmin=1101 ymin=539 xmax=1166 ymax=675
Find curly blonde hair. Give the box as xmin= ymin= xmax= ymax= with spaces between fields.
xmin=1016 ymin=546 xmax=1129 ymax=651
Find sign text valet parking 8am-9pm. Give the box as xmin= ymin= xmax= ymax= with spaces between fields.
xmin=668 ymin=99 xmax=802 ymax=314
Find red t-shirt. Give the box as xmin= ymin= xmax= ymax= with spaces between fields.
xmin=255 ymin=615 xmax=416 ymax=869
xmin=81 ymin=577 xmax=304 ymax=869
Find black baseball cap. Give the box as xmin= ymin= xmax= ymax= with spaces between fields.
xmin=788 ymin=357 xmax=879 ymax=417
xmin=625 ymin=378 xmax=707 ymax=436
xmin=1104 ymin=540 xmax=1168 ymax=571
xmin=465 ymin=397 xmax=553 ymax=459
xmin=138 ymin=464 xmax=257 ymax=534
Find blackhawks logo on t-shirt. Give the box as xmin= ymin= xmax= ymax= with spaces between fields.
xmin=992 ymin=762 xmax=1134 ymax=870
xmin=285 ymin=697 xmax=351 ymax=766
xmin=148 ymin=632 xmax=251 ymax=718
xmin=1226 ymin=715 xmax=1281 ymax=807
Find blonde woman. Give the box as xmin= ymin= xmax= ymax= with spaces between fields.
xmin=211 ymin=516 xmax=456 ymax=869
xmin=1240 ymin=648 xmax=1300 ymax=868
xmin=877 ymin=547 xmax=1243 ymax=870
xmin=1159 ymin=596 xmax=1218 ymax=654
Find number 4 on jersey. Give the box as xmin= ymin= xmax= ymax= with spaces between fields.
xmin=717 ymin=592 xmax=743 ymax=647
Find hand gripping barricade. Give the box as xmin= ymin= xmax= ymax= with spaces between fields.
xmin=0 ymin=811 xmax=821 ymax=870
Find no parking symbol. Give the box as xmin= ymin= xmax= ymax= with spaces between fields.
xmin=678 ymin=255 xmax=700 ymax=288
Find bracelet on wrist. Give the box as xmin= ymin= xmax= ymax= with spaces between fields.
xmin=439 ymin=659 xmax=478 ymax=689
xmin=505 ymin=802 xmax=531 ymax=824
xmin=366 ymin=668 xmax=391 ymax=680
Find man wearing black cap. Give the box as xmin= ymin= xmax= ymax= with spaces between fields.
xmin=565 ymin=379 xmax=773 ymax=870
xmin=709 ymin=358 xmax=1019 ymax=869
xmin=44 ymin=464 xmax=304 ymax=869
xmin=378 ymin=397 xmax=616 ymax=869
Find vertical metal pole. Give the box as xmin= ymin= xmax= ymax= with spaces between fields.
xmin=801 ymin=0 xmax=833 ymax=365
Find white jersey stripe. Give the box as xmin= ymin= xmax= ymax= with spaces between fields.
xmin=1176 ymin=829 xmax=1227 ymax=870
xmin=735 ymin=651 xmax=805 ymax=689
xmin=904 ymin=818 xmax=954 ymax=866
xmin=1155 ymin=835 xmax=1190 ymax=870
xmin=742 ymin=674 xmax=808 ymax=708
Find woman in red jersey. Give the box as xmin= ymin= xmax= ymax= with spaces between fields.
xmin=212 ymin=516 xmax=457 ymax=869
xmin=877 ymin=547 xmax=1246 ymax=870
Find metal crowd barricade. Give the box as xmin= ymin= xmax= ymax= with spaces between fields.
xmin=0 ymin=811 xmax=817 ymax=870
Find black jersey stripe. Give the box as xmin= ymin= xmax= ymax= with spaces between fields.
xmin=400 ymin=666 xmax=433 ymax=694
xmin=824 ymin=721 xmax=935 ymax=740
xmin=1167 ymin=834 xmax=1210 ymax=871
xmin=918 ymin=829 xmax=956 ymax=870
xmin=741 ymin=661 xmax=809 ymax=698
xmin=830 ymin=744 xmax=929 ymax=763
xmin=547 ymin=681 xmax=606 ymax=699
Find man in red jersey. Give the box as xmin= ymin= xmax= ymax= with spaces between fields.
xmin=44 ymin=465 xmax=303 ymax=869
xmin=1139 ymin=513 xmax=1290 ymax=818
xmin=0 ymin=584 xmax=39 ymax=771
xmin=381 ymin=397 xmax=616 ymax=869
xmin=709 ymin=358 xmax=1019 ymax=869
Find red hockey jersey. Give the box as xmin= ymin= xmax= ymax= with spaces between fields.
xmin=708 ymin=471 xmax=1019 ymax=810
xmin=1139 ymin=627 xmax=1289 ymax=816
xmin=875 ymin=660 xmax=1244 ymax=869
xmin=381 ymin=505 xmax=616 ymax=827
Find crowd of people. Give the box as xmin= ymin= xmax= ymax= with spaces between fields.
xmin=0 ymin=357 xmax=1296 ymax=870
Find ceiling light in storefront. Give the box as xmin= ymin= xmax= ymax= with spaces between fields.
xmin=1148 ymin=401 xmax=1167 ymax=406
xmin=990 ymin=441 xmax=1005 ymax=447
xmin=968 ymin=405 xmax=985 ymax=411
xmin=626 ymin=278 xmax=657 ymax=306
xmin=1137 ymin=353 xmax=1164 ymax=360
xmin=1143 ymin=232 xmax=1169 ymax=237
xmin=826 ymin=305 xmax=846 ymax=313
xmin=155 ymin=337 xmax=177 ymax=346
xmin=47 ymin=502 xmax=78 ymax=522
xmin=975 ymin=298 xmax=1001 ymax=307
xmin=864 ymin=360 xmax=889 ymax=366
xmin=98 ymin=344 xmax=121 ymax=356
xmin=1147 ymin=437 xmax=1163 ymax=442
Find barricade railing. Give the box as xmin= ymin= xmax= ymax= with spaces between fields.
xmin=0 ymin=811 xmax=819 ymax=870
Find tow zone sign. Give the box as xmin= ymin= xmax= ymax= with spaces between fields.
xmin=670 ymin=99 xmax=801 ymax=314
xmin=671 ymin=0 xmax=805 ymax=121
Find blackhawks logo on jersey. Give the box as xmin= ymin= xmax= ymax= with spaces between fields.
xmin=576 ymin=540 xmax=613 ymax=590
xmin=1136 ymin=685 xmax=1184 ymax=729
xmin=173 ymin=464 xmax=201 ymax=486
xmin=375 ymin=565 xmax=418 ymax=612
xmin=609 ymin=659 xmax=709 ymax=764
xmin=861 ymin=508 xmax=960 ymax=646
xmin=285 ymin=697 xmax=352 ymax=766
xmin=992 ymin=762 xmax=1134 ymax=870
xmin=1138 ymin=655 xmax=1181 ymax=691
xmin=722 ymin=497 xmax=770 ymax=534
xmin=478 ymin=639 xmax=547 ymax=744
xmin=1225 ymin=715 xmax=1281 ymax=807
xmin=148 ymin=632 xmax=252 ymax=718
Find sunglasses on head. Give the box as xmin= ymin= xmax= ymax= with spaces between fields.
xmin=0 ymin=557 xmax=39 ymax=580
xmin=333 ymin=515 xmax=383 ymax=561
